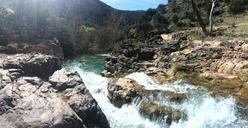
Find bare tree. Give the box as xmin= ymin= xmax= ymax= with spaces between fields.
xmin=190 ymin=0 xmax=208 ymax=35
xmin=209 ymin=0 xmax=217 ymax=33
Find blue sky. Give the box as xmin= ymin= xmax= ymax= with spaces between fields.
xmin=100 ymin=0 xmax=167 ymax=10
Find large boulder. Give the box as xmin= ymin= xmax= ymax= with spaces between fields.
xmin=0 ymin=70 xmax=110 ymax=128
xmin=0 ymin=77 xmax=85 ymax=128
xmin=2 ymin=54 xmax=61 ymax=78
xmin=49 ymin=70 xmax=109 ymax=128
xmin=107 ymin=78 xmax=142 ymax=107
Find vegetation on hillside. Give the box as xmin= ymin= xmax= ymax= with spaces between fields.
xmin=129 ymin=0 xmax=248 ymax=39
xmin=0 ymin=0 xmax=247 ymax=57
xmin=0 ymin=0 xmax=143 ymax=56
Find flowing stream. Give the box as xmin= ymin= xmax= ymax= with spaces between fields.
xmin=64 ymin=55 xmax=248 ymax=128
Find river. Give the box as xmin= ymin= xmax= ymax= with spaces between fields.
xmin=64 ymin=54 xmax=248 ymax=128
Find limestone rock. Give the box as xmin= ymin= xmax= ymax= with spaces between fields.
xmin=0 ymin=53 xmax=110 ymax=128
xmin=107 ymin=78 xmax=142 ymax=107
xmin=2 ymin=54 xmax=61 ymax=78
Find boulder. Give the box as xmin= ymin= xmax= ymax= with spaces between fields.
xmin=0 ymin=77 xmax=85 ymax=128
xmin=139 ymin=100 xmax=186 ymax=125
xmin=2 ymin=54 xmax=61 ymax=78
xmin=107 ymin=78 xmax=142 ymax=107
xmin=49 ymin=70 xmax=110 ymax=128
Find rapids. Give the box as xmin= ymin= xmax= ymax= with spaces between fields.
xmin=64 ymin=55 xmax=248 ymax=128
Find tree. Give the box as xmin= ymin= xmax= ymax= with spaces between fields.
xmin=190 ymin=0 xmax=208 ymax=35
xmin=209 ymin=0 xmax=217 ymax=33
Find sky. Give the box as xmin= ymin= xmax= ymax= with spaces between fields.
xmin=100 ymin=0 xmax=167 ymax=11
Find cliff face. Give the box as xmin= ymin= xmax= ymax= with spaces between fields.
xmin=0 ymin=0 xmax=143 ymax=57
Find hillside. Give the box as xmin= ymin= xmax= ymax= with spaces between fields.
xmin=129 ymin=0 xmax=248 ymax=40
xmin=0 ymin=0 xmax=143 ymax=57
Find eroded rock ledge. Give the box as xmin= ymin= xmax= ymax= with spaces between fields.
xmin=0 ymin=53 xmax=110 ymax=128
xmin=103 ymin=34 xmax=248 ymax=104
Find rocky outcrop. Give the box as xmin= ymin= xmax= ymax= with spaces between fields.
xmin=0 ymin=39 xmax=64 ymax=61
xmin=0 ymin=53 xmax=110 ymax=128
xmin=104 ymin=34 xmax=248 ymax=104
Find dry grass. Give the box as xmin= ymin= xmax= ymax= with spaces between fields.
xmin=236 ymin=13 xmax=248 ymax=34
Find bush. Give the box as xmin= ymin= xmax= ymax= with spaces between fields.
xmin=152 ymin=13 xmax=169 ymax=31
xmin=229 ymin=0 xmax=248 ymax=14
xmin=80 ymin=25 xmax=95 ymax=33
xmin=177 ymin=19 xmax=195 ymax=28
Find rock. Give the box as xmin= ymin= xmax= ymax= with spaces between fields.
xmin=0 ymin=53 xmax=110 ymax=128
xmin=2 ymin=54 xmax=61 ymax=78
xmin=0 ymin=46 xmax=7 ymax=53
xmin=240 ymin=83 xmax=248 ymax=101
xmin=100 ymin=70 xmax=113 ymax=77
xmin=241 ymin=43 xmax=248 ymax=52
xmin=23 ymin=39 xmax=64 ymax=64
xmin=161 ymin=34 xmax=173 ymax=41
xmin=105 ymin=34 xmax=248 ymax=104
xmin=108 ymin=76 xmax=188 ymax=107
xmin=107 ymin=78 xmax=142 ymax=107
xmin=236 ymin=69 xmax=248 ymax=82
xmin=5 ymin=44 xmax=19 ymax=54
xmin=49 ymin=70 xmax=110 ymax=128
xmin=138 ymin=48 xmax=155 ymax=61
xmin=142 ymin=89 xmax=188 ymax=103
xmin=200 ymin=71 xmax=238 ymax=80
xmin=160 ymin=40 xmax=180 ymax=55
xmin=139 ymin=100 xmax=186 ymax=125
xmin=0 ymin=78 xmax=85 ymax=128
xmin=0 ymin=69 xmax=110 ymax=128
xmin=145 ymin=67 xmax=169 ymax=84
xmin=0 ymin=69 xmax=12 ymax=89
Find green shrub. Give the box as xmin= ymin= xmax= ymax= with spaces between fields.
xmin=80 ymin=25 xmax=95 ymax=33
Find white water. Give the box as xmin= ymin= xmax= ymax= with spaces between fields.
xmin=65 ymin=57 xmax=248 ymax=128
xmin=65 ymin=64 xmax=161 ymax=128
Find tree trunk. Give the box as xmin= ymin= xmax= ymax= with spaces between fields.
xmin=209 ymin=0 xmax=217 ymax=33
xmin=191 ymin=0 xmax=208 ymax=35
